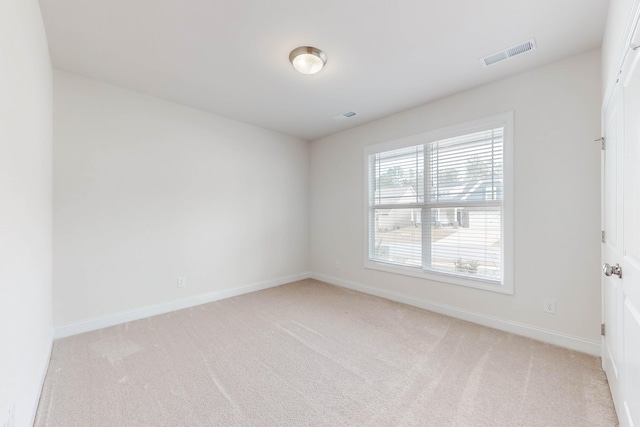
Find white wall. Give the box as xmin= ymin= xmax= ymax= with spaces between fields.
xmin=310 ymin=50 xmax=602 ymax=350
xmin=0 ymin=0 xmax=53 ymax=425
xmin=53 ymin=71 xmax=309 ymax=329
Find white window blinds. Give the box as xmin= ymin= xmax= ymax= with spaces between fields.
xmin=368 ymin=124 xmax=506 ymax=284
xmin=369 ymin=145 xmax=424 ymax=267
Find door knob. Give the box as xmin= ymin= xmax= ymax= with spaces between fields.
xmin=603 ymin=263 xmax=622 ymax=278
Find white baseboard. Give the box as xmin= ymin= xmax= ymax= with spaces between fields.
xmin=27 ymin=333 xmax=53 ymax=426
xmin=54 ymin=272 xmax=310 ymax=339
xmin=3 ymin=331 xmax=53 ymax=427
xmin=52 ymin=270 xmax=601 ymax=356
xmin=310 ymin=272 xmax=601 ymax=356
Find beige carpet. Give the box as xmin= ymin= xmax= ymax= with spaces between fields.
xmin=36 ymin=279 xmax=617 ymax=426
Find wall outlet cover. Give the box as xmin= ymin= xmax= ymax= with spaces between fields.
xmin=177 ymin=277 xmax=186 ymax=288
xmin=543 ymin=299 xmax=556 ymax=314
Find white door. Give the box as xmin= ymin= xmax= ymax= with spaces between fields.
xmin=602 ymin=32 xmax=640 ymax=427
xmin=602 ymin=78 xmax=623 ymax=418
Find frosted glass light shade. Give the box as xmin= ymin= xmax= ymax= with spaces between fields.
xmin=289 ymin=46 xmax=327 ymax=75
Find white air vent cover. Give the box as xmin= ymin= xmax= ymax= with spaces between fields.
xmin=482 ymin=39 xmax=536 ymax=67
xmin=333 ymin=111 xmax=357 ymax=121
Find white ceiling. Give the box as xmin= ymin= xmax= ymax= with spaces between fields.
xmin=39 ymin=0 xmax=610 ymax=141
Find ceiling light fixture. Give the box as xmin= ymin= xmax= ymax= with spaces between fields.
xmin=289 ymin=46 xmax=327 ymax=75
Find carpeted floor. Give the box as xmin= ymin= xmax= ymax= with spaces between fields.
xmin=35 ymin=279 xmax=618 ymax=426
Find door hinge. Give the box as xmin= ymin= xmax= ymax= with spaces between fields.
xmin=601 ymin=323 xmax=606 ymax=336
xmin=602 ymin=230 xmax=605 ymax=243
xmin=595 ymin=137 xmax=605 ymax=150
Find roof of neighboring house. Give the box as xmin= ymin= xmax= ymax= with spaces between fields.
xmin=374 ymin=180 xmax=503 ymax=206
xmin=373 ymin=186 xmax=419 ymax=205
xmin=435 ymin=180 xmax=502 ymax=202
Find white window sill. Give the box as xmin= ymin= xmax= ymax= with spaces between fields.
xmin=364 ymin=259 xmax=514 ymax=295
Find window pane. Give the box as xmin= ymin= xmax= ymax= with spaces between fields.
xmin=429 ymin=207 xmax=501 ymax=280
xmin=371 ymin=145 xmax=424 ymax=206
xmin=429 ymin=128 xmax=503 ymax=203
xmin=370 ymin=208 xmax=422 ymax=267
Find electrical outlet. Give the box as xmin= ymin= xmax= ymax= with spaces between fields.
xmin=543 ymin=299 xmax=556 ymax=314
xmin=335 ymin=261 xmax=341 ymax=270
xmin=177 ymin=276 xmax=186 ymax=288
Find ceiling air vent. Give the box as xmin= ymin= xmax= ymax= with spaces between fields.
xmin=482 ymin=39 xmax=536 ymax=67
xmin=333 ymin=111 xmax=357 ymax=121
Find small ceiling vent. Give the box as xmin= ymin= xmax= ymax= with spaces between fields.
xmin=333 ymin=111 xmax=357 ymax=121
xmin=482 ymin=39 xmax=536 ymax=67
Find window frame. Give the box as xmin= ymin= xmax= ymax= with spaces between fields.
xmin=363 ymin=112 xmax=514 ymax=294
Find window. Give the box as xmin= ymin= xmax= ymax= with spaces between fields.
xmin=365 ymin=113 xmax=513 ymax=293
